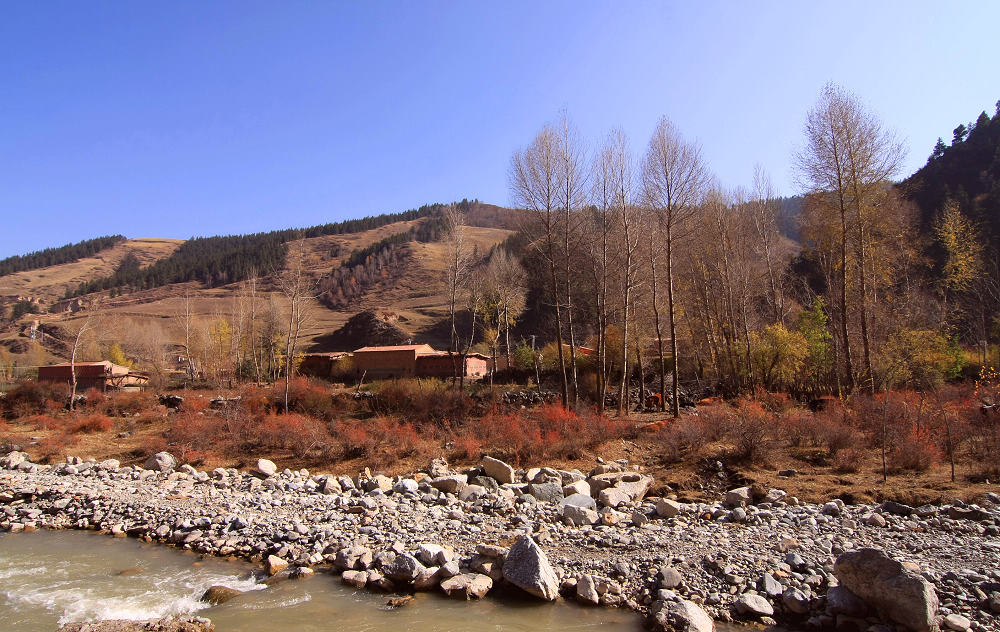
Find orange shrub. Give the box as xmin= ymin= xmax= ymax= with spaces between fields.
xmin=103 ymin=391 xmax=155 ymax=417
xmin=178 ymin=396 xmax=212 ymax=414
xmin=2 ymin=381 xmax=68 ymax=419
xmin=25 ymin=414 xmax=62 ymax=431
xmin=37 ymin=431 xmax=80 ymax=462
xmin=67 ymin=413 xmax=113 ymax=434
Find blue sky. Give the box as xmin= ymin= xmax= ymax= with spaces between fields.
xmin=2 ymin=1 xmax=998 ymax=258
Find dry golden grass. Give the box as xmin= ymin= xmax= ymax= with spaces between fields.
xmin=0 ymin=222 xmax=512 ymax=366
xmin=0 ymin=238 xmax=183 ymax=302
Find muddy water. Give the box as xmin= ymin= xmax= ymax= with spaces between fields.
xmin=2 ymin=530 xmax=649 ymax=631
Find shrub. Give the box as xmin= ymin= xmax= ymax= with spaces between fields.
xmin=369 ymin=379 xmax=472 ymax=424
xmin=103 ymin=391 xmax=155 ymax=417
xmin=36 ymin=431 xmax=80 ymax=462
xmin=67 ymin=413 xmax=113 ymax=434
xmin=274 ymin=377 xmax=343 ymax=421
xmin=2 ymin=381 xmax=68 ymax=419
xmin=178 ymin=396 xmax=212 ymax=414
xmin=889 ymin=429 xmax=940 ymax=472
xmin=658 ymin=416 xmax=714 ymax=463
xmin=726 ymin=400 xmax=772 ymax=464
xmin=832 ymin=447 xmax=864 ymax=473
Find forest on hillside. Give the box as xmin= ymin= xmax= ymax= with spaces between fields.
xmin=67 ymin=204 xmax=455 ymax=297
xmin=0 ymin=235 xmax=125 ymax=277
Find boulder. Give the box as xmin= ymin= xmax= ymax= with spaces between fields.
xmin=386 ymin=553 xmax=426 ymax=582
xmin=563 ymin=480 xmax=591 ymax=497
xmin=834 ymin=548 xmax=939 ymax=632
xmin=341 ymin=570 xmax=368 ymax=588
xmin=656 ymin=498 xmax=682 ymax=518
xmin=430 ymin=475 xmax=468 ymax=494
xmin=440 ymin=573 xmax=493 ymax=599
xmin=0 ymin=451 xmax=28 ymax=469
xmin=428 ymin=457 xmax=450 ymax=478
xmin=254 ymin=459 xmax=277 ymax=477
xmin=650 ymin=599 xmax=715 ymax=632
xmin=319 ymin=476 xmax=341 ymax=495
xmin=143 ymin=452 xmax=178 ymax=473
xmin=576 ymin=574 xmax=600 ymax=605
xmin=562 ymin=504 xmax=599 ymax=526
xmin=335 ymin=546 xmax=373 ymax=571
xmin=458 ymin=484 xmax=487 ymax=502
xmin=560 ymin=493 xmax=597 ymax=511
xmin=825 ymin=585 xmax=869 ymax=617
xmin=725 ymin=487 xmax=751 ymax=507
xmin=481 ymin=456 xmax=515 ymax=484
xmin=264 ymin=555 xmax=288 ymax=576
xmin=733 ymin=593 xmax=774 ymax=617
xmin=660 ymin=566 xmax=683 ymax=589
xmin=942 ymin=614 xmax=971 ymax=631
xmin=528 ymin=481 xmax=564 ymax=503
xmin=201 ymin=585 xmax=241 ymax=605
xmin=502 ymin=535 xmax=559 ymax=601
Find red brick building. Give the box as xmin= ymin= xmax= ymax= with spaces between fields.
xmin=351 ymin=344 xmax=489 ymax=380
xmin=37 ymin=361 xmax=149 ymax=391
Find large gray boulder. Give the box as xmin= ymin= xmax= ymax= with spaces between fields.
xmin=254 ymin=458 xmax=277 ymax=477
xmin=386 ymin=553 xmax=426 ymax=582
xmin=0 ymin=451 xmax=28 ymax=469
xmin=440 ymin=573 xmax=492 ymax=599
xmin=734 ymin=593 xmax=774 ymax=617
xmin=560 ymin=492 xmax=597 ymax=511
xmin=481 ymin=456 xmax=515 ymax=484
xmin=143 ymin=452 xmax=178 ymax=473
xmin=649 ymin=599 xmax=715 ymax=632
xmin=201 ymin=585 xmax=241 ymax=605
xmin=502 ymin=535 xmax=559 ymax=601
xmin=528 ymin=481 xmax=564 ymax=503
xmin=834 ymin=548 xmax=939 ymax=632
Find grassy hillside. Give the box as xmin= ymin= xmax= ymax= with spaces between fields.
xmin=0 ymin=204 xmax=515 ymax=369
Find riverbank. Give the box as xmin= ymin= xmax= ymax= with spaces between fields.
xmin=2 ymin=450 xmax=999 ymax=631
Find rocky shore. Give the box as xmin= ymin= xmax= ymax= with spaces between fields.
xmin=2 ymin=449 xmax=999 ymax=632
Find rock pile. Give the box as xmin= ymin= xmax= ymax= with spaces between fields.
xmin=3 ymin=450 xmax=1000 ymax=632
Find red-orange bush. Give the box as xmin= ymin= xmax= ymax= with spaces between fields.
xmin=67 ymin=413 xmax=113 ymax=434
xmin=1 ymin=381 xmax=67 ymax=419
xmin=103 ymin=391 xmax=155 ymax=417
xmin=178 ymin=396 xmax=212 ymax=414
xmin=726 ymin=400 xmax=772 ymax=464
xmin=36 ymin=431 xmax=80 ymax=462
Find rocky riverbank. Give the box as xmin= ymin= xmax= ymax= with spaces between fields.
xmin=2 ymin=449 xmax=999 ymax=632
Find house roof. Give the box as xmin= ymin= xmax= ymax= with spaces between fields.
xmin=353 ymin=344 xmax=434 ymax=353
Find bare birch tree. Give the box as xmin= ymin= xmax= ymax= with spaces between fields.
xmin=643 ymin=117 xmax=709 ymax=417
xmin=510 ymin=124 xmax=570 ymax=407
xmin=796 ymin=83 xmax=905 ymax=394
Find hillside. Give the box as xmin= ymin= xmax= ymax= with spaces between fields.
xmin=0 ymin=238 xmax=183 ymax=303
xmin=0 ymin=203 xmax=516 ymax=370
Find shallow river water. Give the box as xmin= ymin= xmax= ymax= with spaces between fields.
xmin=1 ymin=530 xmax=652 ymax=631
xmin=0 ymin=530 xmax=765 ymax=631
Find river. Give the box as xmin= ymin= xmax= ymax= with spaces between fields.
xmin=2 ymin=530 xmax=653 ymax=631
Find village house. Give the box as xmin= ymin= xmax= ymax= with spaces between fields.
xmin=37 ymin=361 xmax=149 ymax=392
xmin=350 ymin=344 xmax=489 ymax=380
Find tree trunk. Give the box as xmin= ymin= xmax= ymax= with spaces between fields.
xmin=666 ymin=228 xmax=681 ymax=418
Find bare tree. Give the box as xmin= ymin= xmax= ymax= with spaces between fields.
xmin=278 ymin=240 xmax=315 ymax=413
xmin=604 ymin=129 xmax=642 ymax=416
xmin=643 ymin=117 xmax=710 ymax=417
xmin=442 ymin=203 xmax=475 ymax=384
xmin=796 ymin=83 xmax=905 ymax=394
xmin=66 ymin=305 xmax=103 ymax=410
xmin=510 ymin=124 xmax=570 ymax=407
xmin=556 ymin=111 xmax=588 ymax=408
xmin=749 ymin=166 xmax=785 ymax=325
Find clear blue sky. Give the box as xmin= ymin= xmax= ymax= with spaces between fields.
xmin=2 ymin=1 xmax=998 ymax=258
